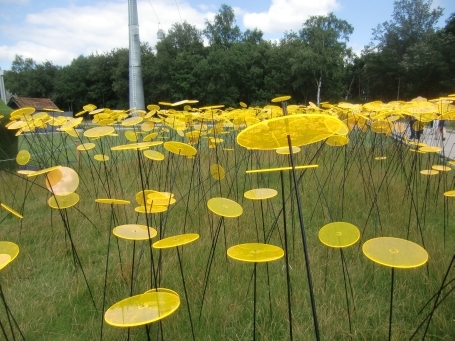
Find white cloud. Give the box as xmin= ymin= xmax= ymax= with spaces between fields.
xmin=243 ymin=0 xmax=340 ymax=34
xmin=0 ymin=0 xmax=215 ymax=68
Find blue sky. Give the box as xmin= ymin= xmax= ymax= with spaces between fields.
xmin=0 ymin=0 xmax=454 ymax=70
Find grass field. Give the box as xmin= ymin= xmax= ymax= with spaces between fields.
xmin=0 ymin=122 xmax=454 ymax=340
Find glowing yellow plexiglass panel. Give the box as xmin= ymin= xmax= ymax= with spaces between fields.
xmin=420 ymin=170 xmax=439 ymax=175
xmin=419 ymin=146 xmax=442 ymax=153
xmin=143 ymin=150 xmax=165 ymax=161
xmin=84 ymin=126 xmax=115 ymax=138
xmin=111 ymin=142 xmax=161 ymax=151
xmin=227 ymin=243 xmax=284 ymax=263
xmin=0 ymin=203 xmax=23 ymax=219
xmin=122 ymin=116 xmax=143 ymax=126
xmin=276 ymin=146 xmax=301 ymax=154
xmin=135 ymin=205 xmax=168 ymax=214
xmin=318 ymin=222 xmax=360 ymax=248
xmin=207 ymin=198 xmax=243 ymax=218
xmin=163 ymin=141 xmax=197 ymax=156
xmin=432 ymin=165 xmax=451 ymax=172
xmin=77 ymin=143 xmax=96 ymax=151
xmin=236 ymin=114 xmax=346 ymax=150
xmin=362 ymin=237 xmax=428 ymax=268
xmin=104 ymin=291 xmax=180 ymax=327
xmin=16 ymin=150 xmax=30 ymax=165
xmin=246 ymin=165 xmax=318 ymax=174
xmin=0 ymin=241 xmax=19 ymax=271
xmin=45 ymin=167 xmax=79 ymax=195
xmin=48 ymin=193 xmax=80 ymax=209
xmin=113 ymin=224 xmax=157 ymax=241
xmin=94 ymin=154 xmax=109 ymax=162
xmin=152 ymin=233 xmax=199 ymax=249
xmin=244 ymin=188 xmax=278 ymax=200
xmin=27 ymin=165 xmax=62 ymax=177
xmin=326 ymin=135 xmax=349 ymax=147
xmin=95 ymin=198 xmax=130 ymax=205
xmin=210 ymin=164 xmax=225 ymax=180
xmin=443 ymin=190 xmax=455 ymax=197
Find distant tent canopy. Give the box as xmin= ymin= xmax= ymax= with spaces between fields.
xmin=7 ymin=96 xmax=59 ymax=111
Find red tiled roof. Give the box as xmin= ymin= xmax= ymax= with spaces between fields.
xmin=9 ymin=96 xmax=59 ymax=110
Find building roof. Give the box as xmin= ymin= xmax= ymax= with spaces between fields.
xmin=8 ymin=96 xmax=59 ymax=110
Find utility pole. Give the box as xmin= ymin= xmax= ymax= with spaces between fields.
xmin=0 ymin=68 xmax=6 ymax=104
xmin=128 ymin=0 xmax=145 ymax=111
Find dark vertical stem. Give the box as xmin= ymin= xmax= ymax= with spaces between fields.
xmin=389 ymin=267 xmax=395 ymax=341
xmin=253 ymin=262 xmax=257 ymax=341
xmin=340 ymin=248 xmax=352 ymax=337
xmin=176 ymin=247 xmax=195 ymax=341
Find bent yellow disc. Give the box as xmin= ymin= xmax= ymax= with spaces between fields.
xmin=153 ymin=233 xmax=199 ymax=249
xmin=0 ymin=241 xmax=19 ymax=271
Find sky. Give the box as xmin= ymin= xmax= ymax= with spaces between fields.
xmin=0 ymin=0 xmax=454 ymax=71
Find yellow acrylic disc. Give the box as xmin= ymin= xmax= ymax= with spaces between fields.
xmin=77 ymin=143 xmax=96 ymax=151
xmin=210 ymin=164 xmax=225 ymax=180
xmin=7 ymin=120 xmax=28 ymax=130
xmin=17 ymin=170 xmax=35 ymax=175
xmin=113 ymin=224 xmax=157 ymax=240
xmin=362 ymin=237 xmax=428 ymax=268
xmin=122 ymin=116 xmax=143 ymax=126
xmin=143 ymin=150 xmax=165 ymax=161
xmin=135 ymin=205 xmax=168 ymax=214
xmin=246 ymin=164 xmax=318 ymax=174
xmin=420 ymin=170 xmax=439 ymax=175
xmin=45 ymin=167 xmax=79 ymax=195
xmin=84 ymin=126 xmax=115 ymax=138
xmin=227 ymin=243 xmax=284 ymax=263
xmin=326 ymin=135 xmax=349 ymax=147
xmin=10 ymin=107 xmax=35 ymax=118
xmin=27 ymin=165 xmax=62 ymax=177
xmin=207 ymin=198 xmax=243 ymax=218
xmin=144 ymin=288 xmax=179 ymax=297
xmin=375 ymin=156 xmax=387 ymax=161
xmin=432 ymin=165 xmax=451 ymax=172
xmin=0 ymin=241 xmax=19 ymax=271
xmin=0 ymin=203 xmax=23 ymax=219
xmin=237 ymin=114 xmax=346 ymax=150
xmin=104 ymin=291 xmax=180 ymax=327
xmin=141 ymin=121 xmax=155 ymax=132
xmin=318 ymin=222 xmax=360 ymax=248
xmin=111 ymin=142 xmax=161 ymax=151
xmin=276 ymin=146 xmax=301 ymax=154
xmin=244 ymin=188 xmax=278 ymax=200
xmin=16 ymin=150 xmax=30 ymax=165
xmin=48 ymin=193 xmax=80 ymax=209
xmin=94 ymin=154 xmax=109 ymax=162
xmin=95 ymin=198 xmax=130 ymax=205
xmin=163 ymin=141 xmax=197 ymax=156
xmin=239 ymin=102 xmax=247 ymax=108
xmin=125 ymin=130 xmax=138 ymax=142
xmin=408 ymin=142 xmax=427 ymax=147
xmin=153 ymin=233 xmax=199 ymax=249
xmin=443 ymin=190 xmax=455 ymax=197
xmin=271 ymin=95 xmax=291 ymax=103
xmin=419 ymin=146 xmax=442 ymax=153
xmin=143 ymin=132 xmax=159 ymax=141
xmin=448 ymin=161 xmax=455 ymax=166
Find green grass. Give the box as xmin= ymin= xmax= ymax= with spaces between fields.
xmin=0 ymin=126 xmax=454 ymax=340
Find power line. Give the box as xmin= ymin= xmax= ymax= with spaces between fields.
xmin=174 ymin=0 xmax=183 ymax=23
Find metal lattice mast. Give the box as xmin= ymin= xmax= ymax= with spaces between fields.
xmin=128 ymin=0 xmax=145 ymax=110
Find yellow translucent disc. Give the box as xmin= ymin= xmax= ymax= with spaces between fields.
xmin=10 ymin=107 xmax=35 ymax=118
xmin=318 ymin=222 xmax=360 ymax=248
xmin=271 ymin=95 xmax=291 ymax=102
xmin=246 ymin=164 xmax=318 ymax=174
xmin=146 ymin=197 xmax=176 ymax=206
xmin=163 ymin=141 xmax=197 ymax=156
xmin=122 ymin=116 xmax=143 ymax=126
xmin=7 ymin=120 xmax=28 ymax=130
xmin=152 ymin=233 xmax=199 ymax=249
xmin=236 ymin=114 xmax=345 ymax=150
xmin=95 ymin=198 xmax=130 ymax=205
xmin=244 ymin=188 xmax=278 ymax=200
xmin=135 ymin=205 xmax=168 ymax=214
xmin=16 ymin=150 xmax=30 ymax=165
xmin=144 ymin=288 xmax=179 ymax=297
xmin=143 ymin=150 xmax=165 ymax=161
xmin=104 ymin=291 xmax=180 ymax=327
xmin=432 ymin=165 xmax=451 ymax=172
xmin=276 ymin=146 xmax=301 ymax=154
xmin=0 ymin=241 xmax=19 ymax=271
xmin=362 ymin=237 xmax=428 ymax=268
xmin=227 ymin=243 xmax=284 ymax=263
xmin=326 ymin=135 xmax=349 ymax=147
xmin=210 ymin=164 xmax=225 ymax=180
xmin=239 ymin=102 xmax=247 ymax=108
xmin=77 ymin=143 xmax=96 ymax=151
xmin=420 ymin=170 xmax=439 ymax=175
xmin=448 ymin=161 xmax=455 ymax=166
xmin=111 ymin=142 xmax=161 ymax=151
xmin=408 ymin=142 xmax=427 ymax=147
xmin=141 ymin=121 xmax=155 ymax=132
xmin=207 ymin=198 xmax=243 ymax=218
xmin=48 ymin=193 xmax=79 ymax=209
xmin=45 ymin=167 xmax=79 ymax=195
xmin=443 ymin=190 xmax=455 ymax=197
xmin=64 ymin=129 xmax=79 ymax=137
xmin=94 ymin=154 xmax=109 ymax=162
xmin=27 ymin=165 xmax=62 ymax=177
xmin=143 ymin=132 xmax=159 ymax=141
xmin=375 ymin=156 xmax=387 ymax=160
xmin=419 ymin=146 xmax=442 ymax=153
xmin=17 ymin=170 xmax=35 ymax=175
xmin=113 ymin=224 xmax=157 ymax=241
xmin=61 ymin=117 xmax=83 ymax=130
xmin=0 ymin=203 xmax=23 ymax=219
xmin=84 ymin=126 xmax=115 ymax=138
xmin=125 ymin=130 xmax=138 ymax=142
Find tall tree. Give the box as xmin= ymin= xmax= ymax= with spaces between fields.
xmin=294 ymin=13 xmax=353 ymax=106
xmin=204 ymin=4 xmax=241 ymax=49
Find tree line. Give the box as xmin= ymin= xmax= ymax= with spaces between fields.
xmin=4 ymin=0 xmax=455 ymax=112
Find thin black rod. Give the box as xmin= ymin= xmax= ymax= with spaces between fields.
xmin=389 ymin=267 xmax=395 ymax=341
xmin=176 ymin=247 xmax=195 ymax=341
xmin=253 ymin=262 xmax=257 ymax=341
